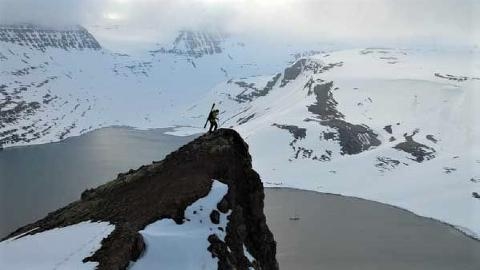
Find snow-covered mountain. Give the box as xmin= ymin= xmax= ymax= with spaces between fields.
xmin=176 ymin=47 xmax=480 ymax=238
xmin=1 ymin=23 xmax=478 ymax=242
xmin=151 ymin=30 xmax=226 ymax=58
xmin=0 ymin=24 xmax=101 ymax=51
xmin=0 ymin=24 xmax=305 ymax=148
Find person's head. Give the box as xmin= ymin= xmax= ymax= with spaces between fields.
xmin=214 ymin=109 xmax=219 ymax=112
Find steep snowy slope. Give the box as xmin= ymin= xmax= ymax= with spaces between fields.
xmin=0 ymin=24 xmax=161 ymax=147
xmin=178 ymin=48 xmax=480 ymax=238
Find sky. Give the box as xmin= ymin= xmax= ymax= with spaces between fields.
xmin=0 ymin=0 xmax=478 ymax=47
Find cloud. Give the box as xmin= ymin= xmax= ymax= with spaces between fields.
xmin=0 ymin=0 xmax=96 ymax=26
xmin=0 ymin=0 xmax=478 ymax=46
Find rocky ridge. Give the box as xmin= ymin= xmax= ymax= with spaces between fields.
xmin=0 ymin=24 xmax=101 ymax=51
xmin=4 ymin=129 xmax=278 ymax=270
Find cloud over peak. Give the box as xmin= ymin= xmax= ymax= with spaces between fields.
xmin=0 ymin=0 xmax=478 ymax=46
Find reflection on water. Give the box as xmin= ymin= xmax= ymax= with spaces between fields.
xmin=0 ymin=127 xmax=199 ymax=237
xmin=264 ymin=188 xmax=480 ymax=270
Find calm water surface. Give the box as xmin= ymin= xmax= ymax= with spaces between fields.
xmin=264 ymin=188 xmax=480 ymax=270
xmin=0 ymin=127 xmax=198 ymax=237
xmin=0 ymin=127 xmax=479 ymax=269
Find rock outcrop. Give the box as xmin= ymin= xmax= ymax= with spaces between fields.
xmin=150 ymin=30 xmax=225 ymax=58
xmin=0 ymin=24 xmax=101 ymax=51
xmin=4 ymin=129 xmax=278 ymax=270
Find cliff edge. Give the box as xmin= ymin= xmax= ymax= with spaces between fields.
xmin=4 ymin=129 xmax=278 ymax=270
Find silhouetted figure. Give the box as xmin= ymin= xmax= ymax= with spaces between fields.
xmin=208 ymin=109 xmax=219 ymax=132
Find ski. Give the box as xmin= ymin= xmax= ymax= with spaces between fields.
xmin=203 ymin=103 xmax=215 ymax=128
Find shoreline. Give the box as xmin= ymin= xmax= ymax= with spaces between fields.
xmin=1 ymin=125 xmax=477 ymax=243
xmin=264 ymin=187 xmax=480 ymax=270
xmin=265 ymin=186 xmax=480 ymax=242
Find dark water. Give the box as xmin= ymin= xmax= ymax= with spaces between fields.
xmin=0 ymin=127 xmax=479 ymax=269
xmin=264 ymin=188 xmax=480 ymax=270
xmin=0 ymin=127 xmax=198 ymax=237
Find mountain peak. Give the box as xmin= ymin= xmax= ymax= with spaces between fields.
xmin=4 ymin=129 xmax=278 ymax=270
xmin=0 ymin=24 xmax=101 ymax=51
xmin=151 ymin=30 xmax=225 ymax=58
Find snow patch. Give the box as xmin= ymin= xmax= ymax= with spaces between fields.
xmin=243 ymin=244 xmax=256 ymax=269
xmin=130 ymin=180 xmax=230 ymax=270
xmin=0 ymin=221 xmax=115 ymax=270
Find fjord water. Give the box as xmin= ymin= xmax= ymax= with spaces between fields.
xmin=0 ymin=127 xmax=198 ymax=237
xmin=0 ymin=127 xmax=478 ymax=269
xmin=264 ymin=188 xmax=480 ymax=270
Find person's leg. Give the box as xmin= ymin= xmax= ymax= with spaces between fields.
xmin=213 ymin=121 xmax=218 ymax=131
xmin=209 ymin=121 xmax=213 ymax=132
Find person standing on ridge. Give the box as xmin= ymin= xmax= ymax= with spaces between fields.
xmin=208 ymin=109 xmax=220 ymax=132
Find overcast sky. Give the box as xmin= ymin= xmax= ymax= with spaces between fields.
xmin=0 ymin=0 xmax=478 ymax=47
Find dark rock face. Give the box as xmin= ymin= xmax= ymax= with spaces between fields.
xmin=306 ymin=81 xmax=381 ymax=155
xmin=280 ymin=59 xmax=342 ymax=88
xmin=434 ymin=73 xmax=479 ymax=82
xmin=4 ymin=129 xmax=278 ymax=270
xmin=210 ymin=210 xmax=221 ymax=224
xmin=426 ymin=134 xmax=438 ymax=143
xmin=237 ymin=113 xmax=256 ymax=125
xmin=307 ymin=82 xmax=344 ymax=120
xmin=322 ymin=131 xmax=336 ymax=140
xmin=273 ymin=77 xmax=381 ymax=160
xmin=280 ymin=59 xmax=306 ymax=87
xmin=150 ymin=31 xmax=224 ymax=58
xmin=0 ymin=24 xmax=101 ymax=51
xmin=443 ymin=167 xmax=457 ymax=174
xmin=384 ymin=125 xmax=393 ymax=134
xmin=232 ymin=73 xmax=282 ymax=103
xmin=272 ymin=124 xmax=306 ymax=140
xmin=375 ymin=156 xmax=401 ymax=172
xmin=323 ymin=119 xmax=381 ymax=155
xmin=272 ymin=123 xmax=322 ymax=161
xmin=0 ymin=81 xmax=44 ymax=146
xmin=394 ymin=131 xmax=436 ymax=162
